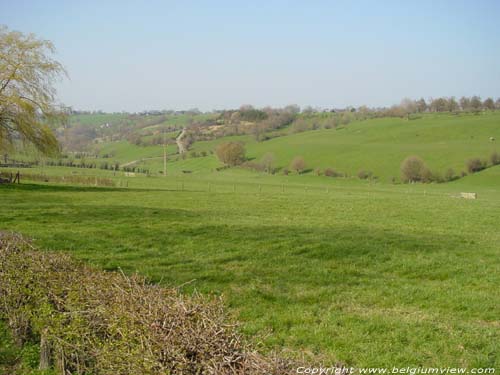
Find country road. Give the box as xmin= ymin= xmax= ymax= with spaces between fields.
xmin=176 ymin=128 xmax=187 ymax=154
xmin=121 ymin=128 xmax=187 ymax=168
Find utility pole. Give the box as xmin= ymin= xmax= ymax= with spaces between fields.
xmin=163 ymin=129 xmax=167 ymax=177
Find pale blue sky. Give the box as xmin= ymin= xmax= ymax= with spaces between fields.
xmin=2 ymin=0 xmax=500 ymax=111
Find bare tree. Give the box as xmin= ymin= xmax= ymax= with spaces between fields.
xmin=215 ymin=142 xmax=246 ymax=166
xmin=289 ymin=156 xmax=306 ymax=174
xmin=483 ymin=97 xmax=495 ymax=110
xmin=459 ymin=97 xmax=471 ymax=111
xmin=470 ymin=96 xmax=482 ymax=111
xmin=401 ymin=156 xmax=428 ymax=183
xmin=260 ymin=152 xmax=276 ymax=174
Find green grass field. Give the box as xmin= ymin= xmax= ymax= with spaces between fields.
xmin=84 ymin=112 xmax=500 ymax=182
xmin=1 ymin=167 xmax=499 ymax=367
xmin=1 ymin=112 xmax=499 ymax=368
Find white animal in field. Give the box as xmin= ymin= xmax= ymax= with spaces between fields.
xmin=460 ymin=192 xmax=477 ymax=200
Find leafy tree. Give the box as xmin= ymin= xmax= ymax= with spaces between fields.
xmin=215 ymin=142 xmax=246 ymax=166
xmin=0 ymin=26 xmax=66 ymax=156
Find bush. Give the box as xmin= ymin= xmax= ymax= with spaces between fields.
xmin=400 ymin=156 xmax=427 ymax=183
xmin=466 ymin=158 xmax=486 ymax=174
xmin=241 ymin=161 xmax=265 ymax=172
xmin=324 ymin=168 xmax=342 ymax=177
xmin=215 ymin=142 xmax=246 ymax=166
xmin=490 ymin=151 xmax=500 ymax=166
xmin=282 ymin=168 xmax=289 ymax=175
xmin=421 ymin=167 xmax=435 ymax=183
xmin=357 ymin=170 xmax=373 ymax=180
xmin=314 ymin=168 xmax=322 ymax=176
xmin=0 ymin=233 xmax=296 ymax=375
xmin=444 ymin=168 xmax=456 ymax=182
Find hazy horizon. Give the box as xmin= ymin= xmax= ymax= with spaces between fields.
xmin=2 ymin=0 xmax=500 ymax=112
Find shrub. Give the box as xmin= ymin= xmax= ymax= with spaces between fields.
xmin=490 ymin=151 xmax=500 ymax=166
xmin=282 ymin=168 xmax=289 ymax=175
xmin=421 ymin=167 xmax=435 ymax=183
xmin=314 ymin=168 xmax=322 ymax=176
xmin=466 ymin=158 xmax=486 ymax=174
xmin=324 ymin=168 xmax=342 ymax=177
xmin=400 ymin=156 xmax=427 ymax=182
xmin=289 ymin=156 xmax=306 ymax=174
xmin=357 ymin=170 xmax=373 ymax=180
xmin=0 ymin=233 xmax=296 ymax=375
xmin=444 ymin=168 xmax=456 ymax=182
xmin=216 ymin=142 xmax=246 ymax=166
xmin=241 ymin=161 xmax=265 ymax=172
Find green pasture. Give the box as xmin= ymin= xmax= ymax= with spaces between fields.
xmin=0 ymin=168 xmax=499 ymax=367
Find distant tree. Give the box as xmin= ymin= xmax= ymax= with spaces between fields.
xmin=416 ymin=98 xmax=427 ymax=113
xmin=447 ymin=97 xmax=459 ymax=112
xmin=400 ymin=156 xmax=427 ymax=182
xmin=289 ymin=156 xmax=306 ymax=174
xmin=238 ymin=106 xmax=268 ymax=122
xmin=470 ymin=96 xmax=482 ymax=111
xmin=215 ymin=141 xmax=246 ymax=166
xmin=400 ymin=98 xmax=417 ymax=115
xmin=260 ymin=152 xmax=276 ymax=174
xmin=466 ymin=158 xmax=486 ymax=173
xmin=429 ymin=98 xmax=448 ymax=112
xmin=495 ymin=98 xmax=500 ymax=110
xmin=284 ymin=104 xmax=300 ymax=114
xmin=483 ymin=97 xmax=495 ymax=110
xmin=459 ymin=97 xmax=471 ymax=111
xmin=490 ymin=151 xmax=499 ymax=166
xmin=0 ymin=26 xmax=66 ymax=156
xmin=127 ymin=132 xmax=142 ymax=146
xmin=302 ymin=106 xmax=314 ymax=114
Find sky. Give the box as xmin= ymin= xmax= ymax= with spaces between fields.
xmin=1 ymin=0 xmax=500 ymax=112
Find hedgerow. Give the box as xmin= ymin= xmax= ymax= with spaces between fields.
xmin=0 ymin=232 xmax=296 ymax=374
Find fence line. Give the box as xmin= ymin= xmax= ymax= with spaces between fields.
xmin=0 ymin=170 xmax=473 ymax=199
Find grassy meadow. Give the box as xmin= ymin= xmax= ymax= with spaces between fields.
xmin=81 ymin=112 xmax=500 ymax=181
xmin=1 ymin=167 xmax=499 ymax=367
xmin=1 ymin=112 xmax=499 ymax=368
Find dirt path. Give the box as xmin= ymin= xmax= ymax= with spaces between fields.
xmin=176 ymin=128 xmax=187 ymax=154
xmin=121 ymin=128 xmax=186 ymax=168
xmin=121 ymin=156 xmax=162 ymax=168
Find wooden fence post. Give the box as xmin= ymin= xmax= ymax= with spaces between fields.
xmin=39 ymin=328 xmax=50 ymax=370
